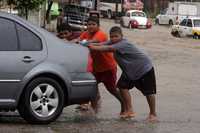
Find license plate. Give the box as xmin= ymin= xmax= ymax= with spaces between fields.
xmin=138 ymin=25 xmax=146 ymax=28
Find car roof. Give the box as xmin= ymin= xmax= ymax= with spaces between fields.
xmin=0 ymin=11 xmax=30 ymax=24
xmin=185 ymin=16 xmax=200 ymax=20
xmin=0 ymin=11 xmax=13 ymax=18
xmin=127 ymin=10 xmax=145 ymax=13
xmin=0 ymin=11 xmax=57 ymax=40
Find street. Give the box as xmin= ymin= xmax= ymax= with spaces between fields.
xmin=0 ymin=19 xmax=200 ymax=133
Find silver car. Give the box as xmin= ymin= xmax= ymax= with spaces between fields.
xmin=0 ymin=12 xmax=97 ymax=124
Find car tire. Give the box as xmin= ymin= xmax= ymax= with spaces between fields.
xmin=18 ymin=77 xmax=64 ymax=124
xmin=193 ymin=34 xmax=199 ymax=39
xmin=171 ymin=31 xmax=180 ymax=38
xmin=169 ymin=20 xmax=173 ymax=26
xmin=155 ymin=19 xmax=159 ymax=25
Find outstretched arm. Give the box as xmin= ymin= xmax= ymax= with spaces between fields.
xmin=88 ymin=45 xmax=115 ymax=52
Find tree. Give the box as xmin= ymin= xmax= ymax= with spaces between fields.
xmin=7 ymin=0 xmax=16 ymax=13
xmin=15 ymin=0 xmax=44 ymax=20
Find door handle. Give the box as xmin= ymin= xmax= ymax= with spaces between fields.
xmin=22 ymin=56 xmax=34 ymax=63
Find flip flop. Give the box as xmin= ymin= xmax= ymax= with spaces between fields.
xmin=120 ymin=112 xmax=136 ymax=119
xmin=75 ymin=104 xmax=90 ymax=111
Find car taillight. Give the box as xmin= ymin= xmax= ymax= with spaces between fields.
xmin=146 ymin=20 xmax=152 ymax=28
xmin=87 ymin=53 xmax=93 ymax=72
xmin=131 ymin=20 xmax=139 ymax=28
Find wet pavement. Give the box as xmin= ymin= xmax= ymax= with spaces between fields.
xmin=0 ymin=20 xmax=200 ymax=133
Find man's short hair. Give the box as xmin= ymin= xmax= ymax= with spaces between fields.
xmin=87 ymin=17 xmax=100 ymax=26
xmin=109 ymin=26 xmax=123 ymax=35
xmin=60 ymin=23 xmax=72 ymax=32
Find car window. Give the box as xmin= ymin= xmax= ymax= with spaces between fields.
xmin=193 ymin=20 xmax=200 ymax=27
xmin=187 ymin=19 xmax=192 ymax=27
xmin=16 ymin=24 xmax=42 ymax=51
xmin=180 ymin=19 xmax=187 ymax=26
xmin=0 ymin=18 xmax=18 ymax=51
xmin=160 ymin=9 xmax=167 ymax=15
xmin=132 ymin=12 xmax=145 ymax=17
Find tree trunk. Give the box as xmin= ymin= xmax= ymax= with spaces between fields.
xmin=25 ymin=8 xmax=28 ymax=20
xmin=10 ymin=4 xmax=12 ymax=13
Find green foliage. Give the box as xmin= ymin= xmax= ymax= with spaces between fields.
xmin=15 ymin=0 xmax=45 ymax=19
xmin=7 ymin=0 xmax=16 ymax=5
xmin=15 ymin=0 xmax=44 ymax=11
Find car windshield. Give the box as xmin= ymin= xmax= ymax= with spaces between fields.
xmin=193 ymin=20 xmax=200 ymax=27
xmin=160 ymin=8 xmax=167 ymax=15
xmin=132 ymin=12 xmax=146 ymax=17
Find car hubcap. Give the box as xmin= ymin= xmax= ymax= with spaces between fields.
xmin=30 ymin=84 xmax=59 ymax=118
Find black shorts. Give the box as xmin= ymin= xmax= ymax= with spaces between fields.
xmin=117 ymin=68 xmax=157 ymax=96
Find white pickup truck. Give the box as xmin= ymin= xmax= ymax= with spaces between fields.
xmin=156 ymin=2 xmax=200 ymax=25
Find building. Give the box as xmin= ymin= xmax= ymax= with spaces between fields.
xmin=141 ymin=0 xmax=169 ymax=13
xmin=142 ymin=0 xmax=200 ymax=13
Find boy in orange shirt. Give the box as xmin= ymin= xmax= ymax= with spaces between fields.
xmin=79 ymin=17 xmax=124 ymax=113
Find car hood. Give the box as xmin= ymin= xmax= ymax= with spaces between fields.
xmin=171 ymin=25 xmax=179 ymax=30
xmin=132 ymin=17 xmax=148 ymax=25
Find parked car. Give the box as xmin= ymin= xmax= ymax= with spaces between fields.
xmin=0 ymin=12 xmax=97 ymax=124
xmin=171 ymin=17 xmax=200 ymax=38
xmin=120 ymin=10 xmax=152 ymax=29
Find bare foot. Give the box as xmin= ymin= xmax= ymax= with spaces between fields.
xmin=79 ymin=104 xmax=90 ymax=111
xmin=146 ymin=114 xmax=158 ymax=122
xmin=120 ymin=111 xmax=136 ymax=119
xmin=91 ymin=100 xmax=102 ymax=114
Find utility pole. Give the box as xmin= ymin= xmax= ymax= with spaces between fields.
xmin=42 ymin=0 xmax=47 ymax=28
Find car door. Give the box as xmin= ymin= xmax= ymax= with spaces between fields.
xmin=185 ymin=19 xmax=193 ymax=36
xmin=0 ymin=17 xmax=47 ymax=100
xmin=178 ymin=19 xmax=187 ymax=36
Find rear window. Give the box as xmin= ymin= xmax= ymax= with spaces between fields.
xmin=132 ymin=12 xmax=146 ymax=17
xmin=16 ymin=24 xmax=42 ymax=51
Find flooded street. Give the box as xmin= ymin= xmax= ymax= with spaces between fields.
xmin=0 ymin=20 xmax=200 ymax=133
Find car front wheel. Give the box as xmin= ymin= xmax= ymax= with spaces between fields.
xmin=18 ymin=77 xmax=65 ymax=124
xmin=169 ymin=20 xmax=173 ymax=26
xmin=155 ymin=19 xmax=159 ymax=25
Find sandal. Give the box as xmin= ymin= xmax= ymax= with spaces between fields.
xmin=76 ymin=104 xmax=90 ymax=111
xmin=120 ymin=112 xmax=136 ymax=118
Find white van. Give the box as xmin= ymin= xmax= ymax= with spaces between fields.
xmin=156 ymin=2 xmax=200 ymax=25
